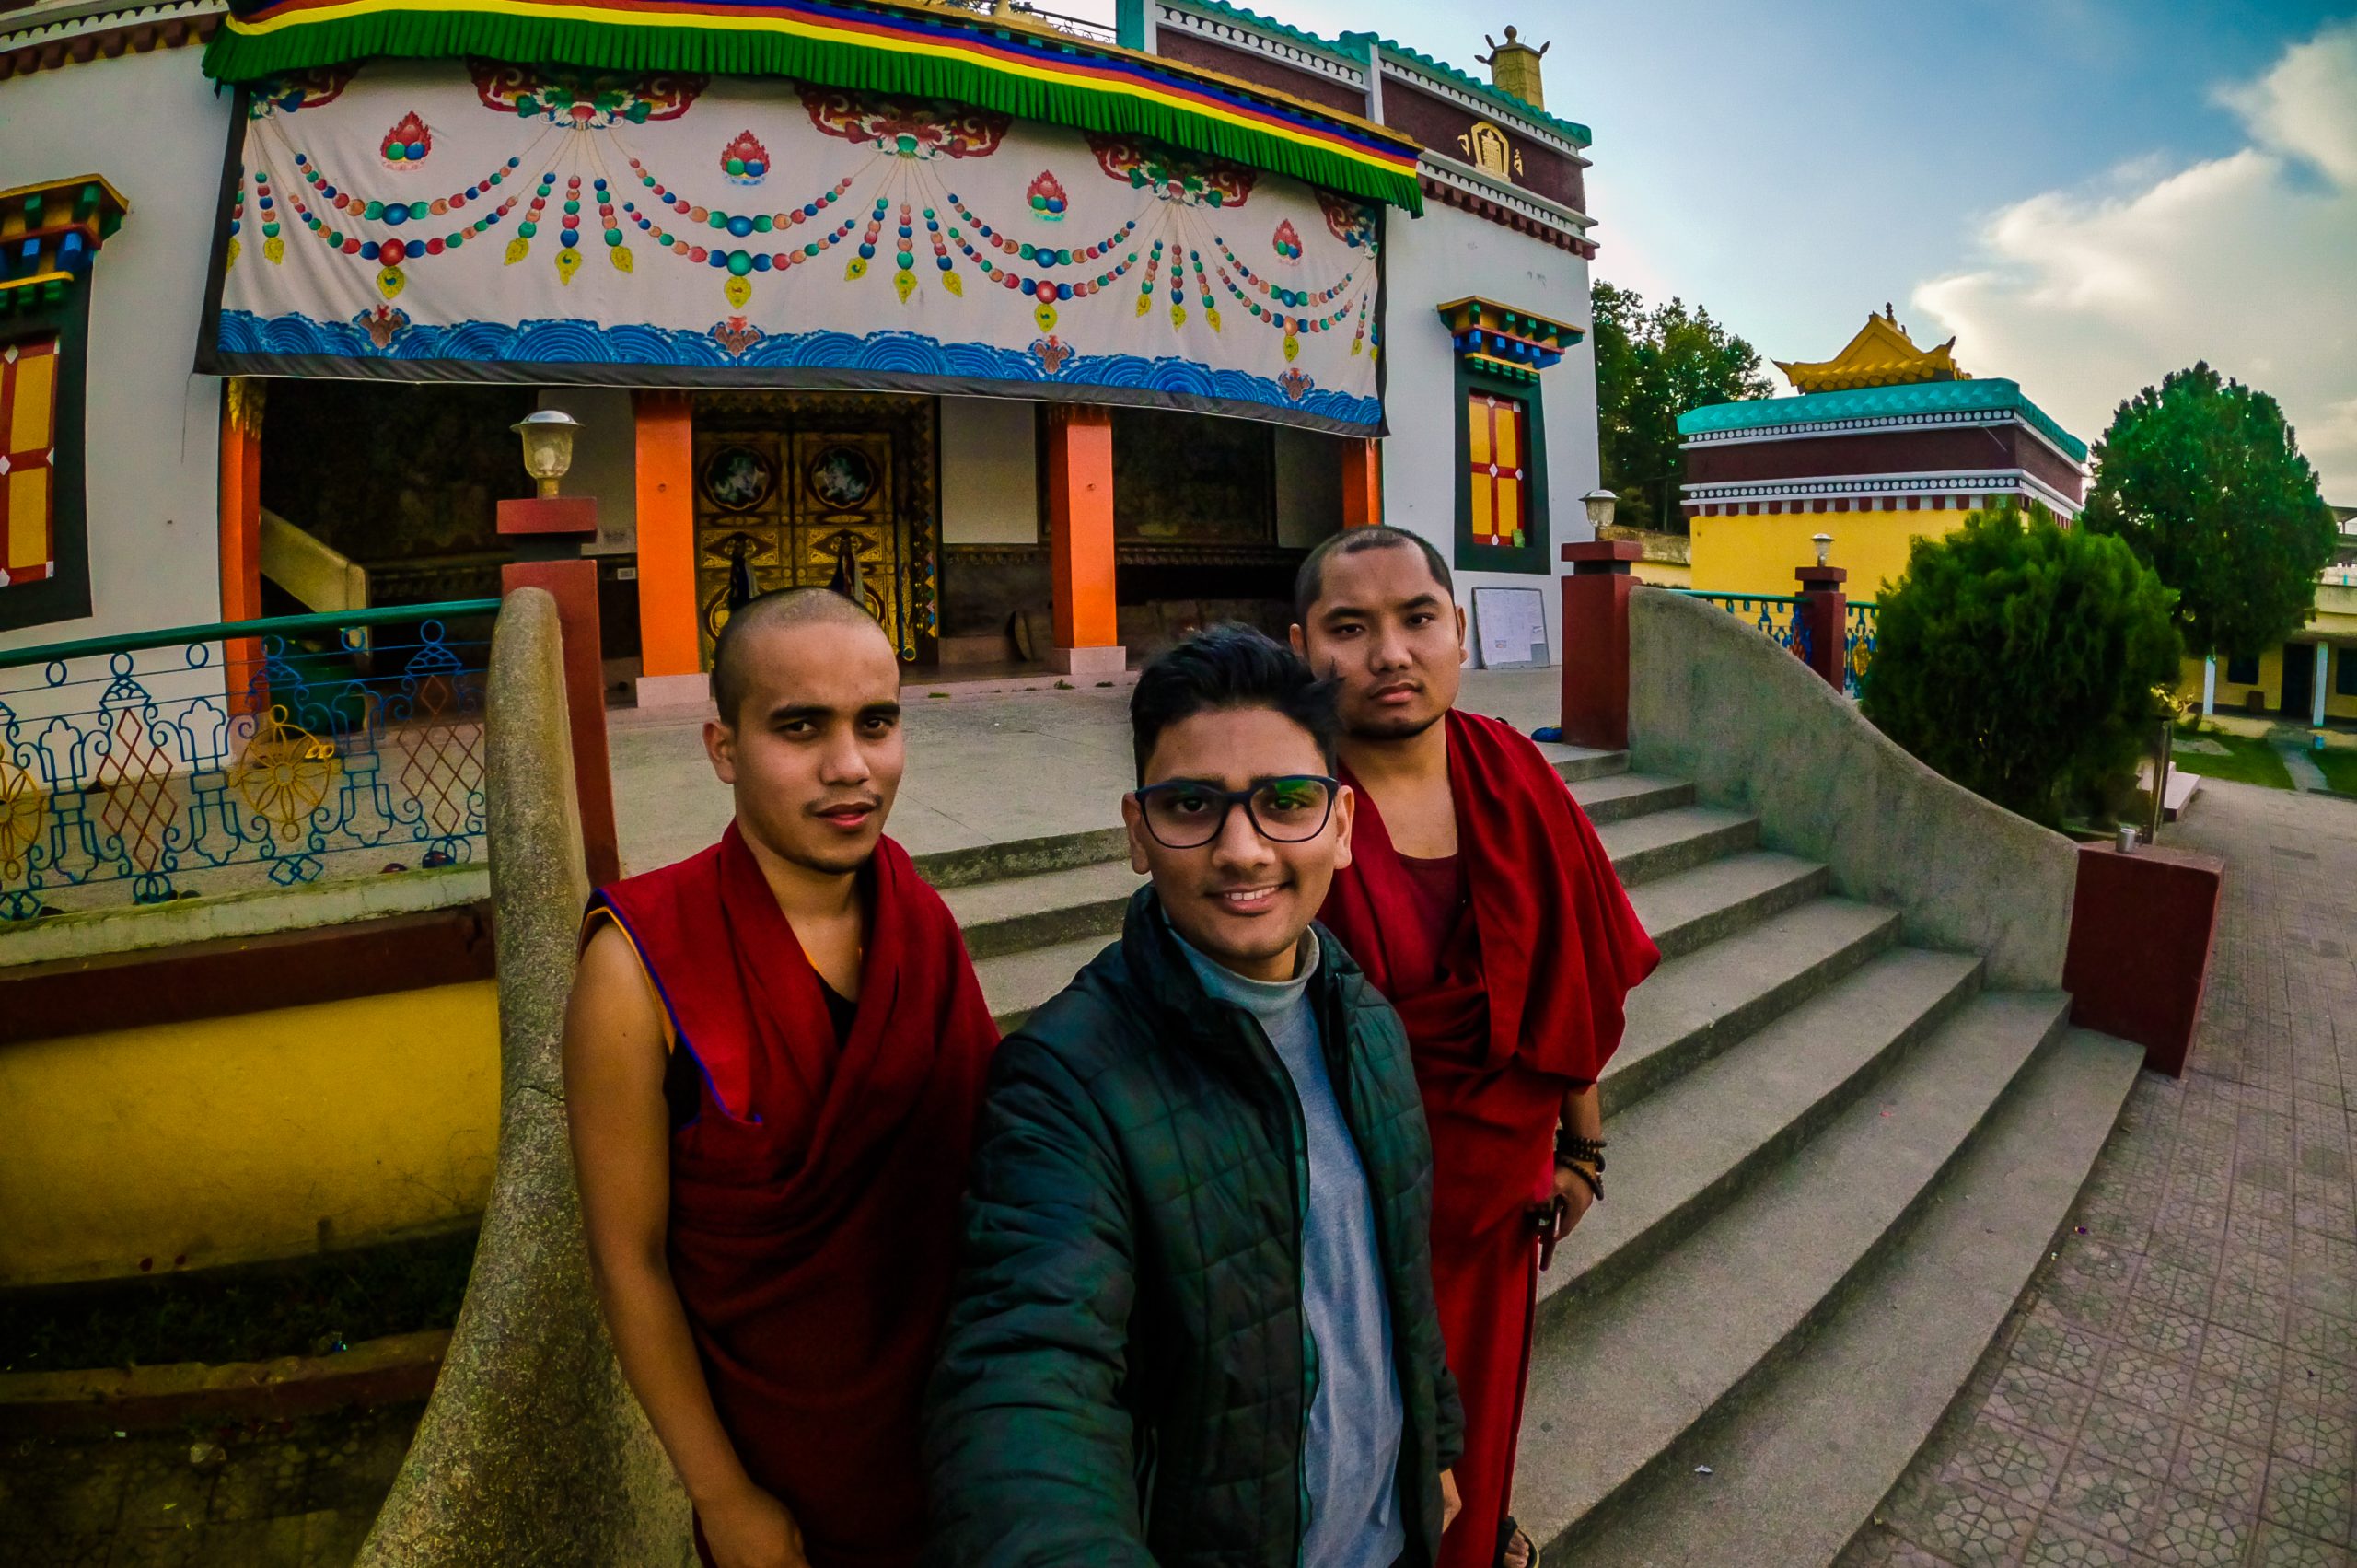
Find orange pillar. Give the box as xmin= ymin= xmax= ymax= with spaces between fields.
xmin=1045 ymin=403 xmax=1124 ymax=676
xmin=1340 ymin=436 xmax=1383 ymax=529
xmin=632 ymin=389 xmax=703 ymax=706
xmin=217 ymin=377 xmax=266 ymax=714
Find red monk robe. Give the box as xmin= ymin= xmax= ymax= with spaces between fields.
xmin=586 ymin=822 xmax=997 ymax=1568
xmin=1319 ymin=710 xmax=1659 ymax=1568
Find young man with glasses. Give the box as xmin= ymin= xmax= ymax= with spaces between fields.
xmin=926 ymin=624 xmax=1463 ymax=1568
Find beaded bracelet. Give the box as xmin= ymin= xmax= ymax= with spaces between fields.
xmin=1554 ymin=1129 xmax=1608 ymax=1173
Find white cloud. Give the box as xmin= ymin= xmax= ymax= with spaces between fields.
xmin=1914 ymin=19 xmax=2357 ymax=499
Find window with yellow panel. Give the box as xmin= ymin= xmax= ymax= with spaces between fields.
xmin=0 ymin=299 xmax=92 ymax=633
xmin=1453 ymin=367 xmax=1550 ymax=574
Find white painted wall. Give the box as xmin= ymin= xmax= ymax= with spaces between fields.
xmin=1274 ymin=425 xmax=1343 ymax=548
xmin=1378 ymin=203 xmax=1600 ymax=664
xmin=0 ymin=48 xmax=233 ymax=659
xmin=536 ymin=387 xmax=638 ymax=555
xmin=939 ymin=396 xmax=1039 ymax=544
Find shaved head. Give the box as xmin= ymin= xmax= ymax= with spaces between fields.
xmin=710 ymin=588 xmax=893 ymax=727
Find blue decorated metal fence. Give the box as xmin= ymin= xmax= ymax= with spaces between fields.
xmin=1676 ymin=591 xmax=1814 ymax=668
xmin=1843 ymin=601 xmax=1880 ymax=700
xmin=1672 ymin=591 xmax=1883 ymax=700
xmin=0 ymin=601 xmax=500 ymax=921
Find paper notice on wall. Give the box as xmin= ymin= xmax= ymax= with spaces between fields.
xmin=1472 ymin=586 xmax=1550 ymax=669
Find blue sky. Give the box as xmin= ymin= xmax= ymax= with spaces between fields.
xmin=1072 ymin=2 xmax=2357 ymax=494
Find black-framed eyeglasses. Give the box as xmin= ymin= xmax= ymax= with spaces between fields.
xmin=1132 ymin=775 xmax=1341 ymax=850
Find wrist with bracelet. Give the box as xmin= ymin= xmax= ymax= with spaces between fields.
xmin=1554 ymin=1128 xmax=1606 ymax=1202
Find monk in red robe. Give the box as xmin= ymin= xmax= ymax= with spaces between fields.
xmin=1295 ymin=528 xmax=1659 ymax=1568
xmin=564 ymin=588 xmax=996 ymax=1568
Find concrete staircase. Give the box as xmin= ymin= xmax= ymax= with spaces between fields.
xmin=919 ymin=742 xmax=2143 ymax=1568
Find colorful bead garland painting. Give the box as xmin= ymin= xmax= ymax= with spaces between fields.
xmin=206 ymin=60 xmax=1385 ymax=432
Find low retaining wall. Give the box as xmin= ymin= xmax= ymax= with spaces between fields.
xmin=357 ymin=588 xmax=690 ymax=1567
xmin=1627 ymin=587 xmax=2079 ymax=991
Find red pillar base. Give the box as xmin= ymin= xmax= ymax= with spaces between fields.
xmin=502 ymin=561 xmax=621 ymax=889
xmin=1794 ymin=563 xmax=1848 ymax=691
xmin=1560 ymin=540 xmax=1641 ymax=751
xmin=2062 ymin=842 xmax=2223 ymax=1077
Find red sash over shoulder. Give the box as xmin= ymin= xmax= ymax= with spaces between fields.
xmin=588 ymin=823 xmax=997 ymax=1568
xmin=1318 ymin=710 xmax=1658 ymax=1568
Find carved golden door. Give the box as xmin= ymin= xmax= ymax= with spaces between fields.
xmin=690 ymin=393 xmax=936 ymax=666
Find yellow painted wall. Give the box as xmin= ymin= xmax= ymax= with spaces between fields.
xmin=2174 ymin=645 xmax=2357 ymax=720
xmin=1689 ymin=505 xmax=1970 ymax=601
xmin=1632 ymin=559 xmax=1692 ymax=588
xmin=0 ymin=981 xmax=499 ymax=1287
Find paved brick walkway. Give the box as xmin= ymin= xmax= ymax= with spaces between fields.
xmin=1846 ymin=780 xmax=2357 ymax=1567
xmin=0 ymin=1404 xmax=421 ymax=1567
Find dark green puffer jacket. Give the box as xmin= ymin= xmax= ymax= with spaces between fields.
xmin=924 ymin=888 xmax=1463 ymax=1568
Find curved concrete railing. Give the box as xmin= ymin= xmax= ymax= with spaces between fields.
xmin=359 ymin=588 xmax=691 ymax=1566
xmin=1628 ymin=587 xmax=2078 ymax=991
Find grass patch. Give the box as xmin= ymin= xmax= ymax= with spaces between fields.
xmin=0 ymin=1228 xmax=476 ymax=1373
xmin=2312 ymin=746 xmax=2357 ymax=797
xmin=2170 ymin=725 xmax=2294 ymax=791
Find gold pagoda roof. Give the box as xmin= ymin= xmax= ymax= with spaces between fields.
xmin=1775 ymin=307 xmax=1967 ymax=394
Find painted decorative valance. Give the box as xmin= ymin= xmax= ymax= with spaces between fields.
xmin=203 ymin=0 xmax=1424 ymax=214
xmin=1434 ymin=296 xmax=1578 ymax=386
xmin=198 ymin=60 xmax=1388 ymax=434
xmin=1 ymin=178 xmax=130 ymax=318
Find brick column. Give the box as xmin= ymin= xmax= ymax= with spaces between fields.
xmin=1340 ymin=436 xmax=1382 ymax=529
xmin=1046 ymin=403 xmax=1123 ymax=677
xmin=500 ymin=499 xmax=620 ymax=889
xmin=631 ymin=389 xmax=703 ymax=708
xmin=1794 ymin=563 xmax=1848 ymax=691
xmin=1560 ymin=540 xmax=1641 ymax=750
xmin=217 ymin=377 xmax=266 ymax=714
xmin=2062 ymin=841 xmax=2223 ymax=1077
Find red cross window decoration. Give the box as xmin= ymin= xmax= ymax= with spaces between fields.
xmin=1468 ymin=390 xmax=1528 ymax=549
xmin=1 ymin=337 xmax=60 ymax=588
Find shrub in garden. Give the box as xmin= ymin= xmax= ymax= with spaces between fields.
xmin=1860 ymin=504 xmax=2180 ymax=827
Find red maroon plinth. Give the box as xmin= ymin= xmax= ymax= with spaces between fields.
xmin=2062 ymin=842 xmax=2223 ymax=1077
xmin=1560 ymin=541 xmax=1642 ymax=751
xmin=495 ymin=495 xmax=599 ymax=538
xmin=502 ymin=559 xmax=621 ymax=889
xmin=1794 ymin=563 xmax=1849 ymax=692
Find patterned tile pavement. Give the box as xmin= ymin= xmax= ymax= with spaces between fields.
xmin=0 ymin=1403 xmax=422 ymax=1567
xmin=1845 ymin=780 xmax=2357 ymax=1568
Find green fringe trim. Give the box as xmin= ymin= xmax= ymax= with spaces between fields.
xmin=204 ymin=13 xmax=1424 ymax=213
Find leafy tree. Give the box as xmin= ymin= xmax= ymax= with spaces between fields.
xmin=1590 ymin=283 xmax=1772 ymax=533
xmin=2080 ymin=362 xmax=2337 ymax=661
xmin=1860 ymin=503 xmax=2180 ymax=828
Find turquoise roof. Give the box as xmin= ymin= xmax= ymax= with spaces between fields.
xmin=1121 ymin=1 xmax=1593 ymax=148
xmin=1678 ymin=378 xmax=2089 ymax=464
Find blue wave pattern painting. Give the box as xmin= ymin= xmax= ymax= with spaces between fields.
xmin=216 ymin=310 xmax=1385 ymax=429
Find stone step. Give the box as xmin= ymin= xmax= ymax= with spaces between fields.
xmin=1595 ymin=806 xmax=1760 ymax=889
xmin=1605 ymin=898 xmax=1901 ymax=1117
xmin=1512 ymin=990 xmax=2077 ymax=1560
xmin=1559 ymin=1028 xmax=2142 ymax=1568
xmin=943 ymin=860 xmax=1144 ymax=962
xmin=963 ymin=778 xmax=1740 ymax=1016
xmin=1625 ymin=851 xmax=1829 ymax=962
xmin=914 ymin=826 xmax=1129 ymax=892
xmin=1568 ymin=771 xmax=1697 ymax=827
xmin=977 ymin=932 xmax=1114 ymax=1033
xmin=1543 ymin=743 xmax=1631 ymax=784
xmin=1542 ymin=946 xmax=1984 ymax=1318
